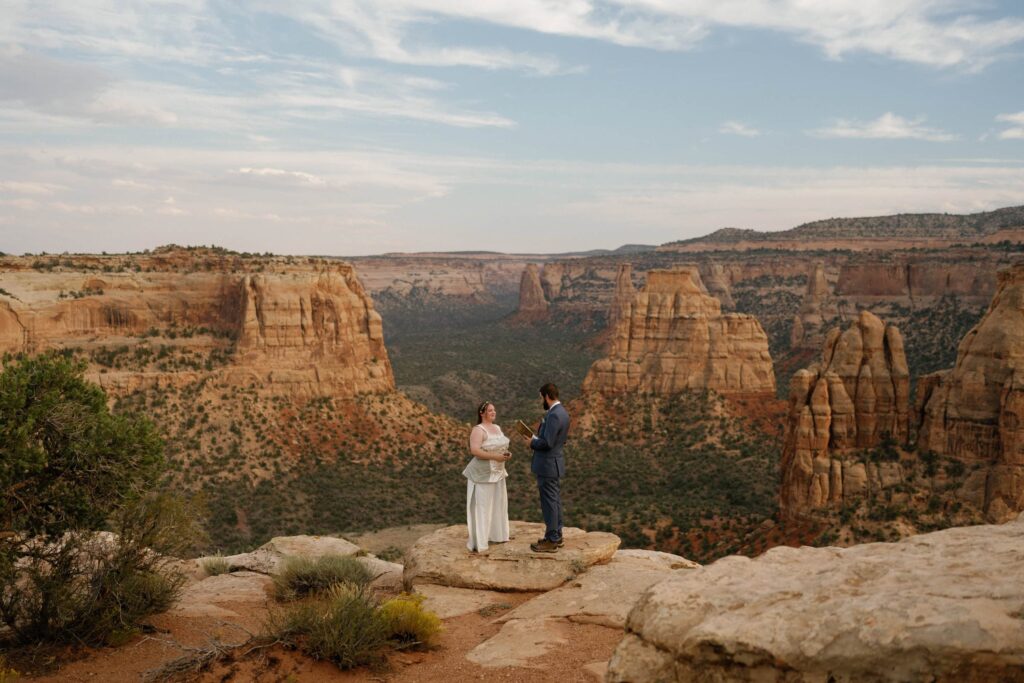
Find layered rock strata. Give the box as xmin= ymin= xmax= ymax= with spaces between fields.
xmin=0 ymin=254 xmax=393 ymax=397
xmin=605 ymin=264 xmax=636 ymax=341
xmin=916 ymin=263 xmax=1024 ymax=521
xmin=780 ymin=310 xmax=910 ymax=516
xmin=582 ymin=268 xmax=775 ymax=396
xmin=511 ymin=263 xmax=549 ymax=321
xmin=790 ymin=262 xmax=845 ymax=347
xmin=230 ymin=268 xmax=393 ymax=395
xmin=608 ymin=513 xmax=1024 ymax=682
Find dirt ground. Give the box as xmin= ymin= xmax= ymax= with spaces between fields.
xmin=24 ymin=591 xmax=620 ymax=682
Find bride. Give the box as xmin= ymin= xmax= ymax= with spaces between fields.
xmin=463 ymin=401 xmax=511 ymax=552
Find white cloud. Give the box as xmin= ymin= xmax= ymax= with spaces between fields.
xmin=259 ymin=0 xmax=1024 ymax=72
xmin=236 ymin=168 xmax=329 ymax=187
xmin=0 ymin=181 xmax=61 ymax=195
xmin=719 ymin=121 xmax=760 ymax=137
xmin=2 ymin=144 xmax=1023 ymax=255
xmin=810 ymin=112 xmax=956 ymax=142
xmin=996 ymin=111 xmax=1024 ymax=140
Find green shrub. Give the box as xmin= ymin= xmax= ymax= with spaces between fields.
xmin=0 ymin=353 xmax=197 ymax=647
xmin=376 ymin=546 xmax=404 ymax=563
xmin=201 ymin=555 xmax=231 ymax=577
xmin=379 ymin=593 xmax=442 ymax=648
xmin=273 ymin=554 xmax=373 ymax=601
xmin=269 ymin=583 xmax=387 ymax=670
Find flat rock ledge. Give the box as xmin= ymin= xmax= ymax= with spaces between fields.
xmin=404 ymin=521 xmax=620 ymax=591
xmin=608 ymin=513 xmax=1024 ymax=682
xmin=195 ymin=535 xmax=402 ymax=590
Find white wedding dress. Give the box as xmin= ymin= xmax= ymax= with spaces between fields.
xmin=463 ymin=426 xmax=510 ymax=552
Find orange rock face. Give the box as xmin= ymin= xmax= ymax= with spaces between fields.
xmin=0 ymin=253 xmax=393 ymax=398
xmin=780 ymin=311 xmax=910 ymax=517
xmin=916 ymin=263 xmax=1024 ymax=521
xmin=511 ymin=263 xmax=549 ymax=321
xmin=582 ymin=268 xmax=775 ymax=396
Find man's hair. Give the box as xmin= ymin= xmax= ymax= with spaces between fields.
xmin=539 ymin=383 xmax=559 ymax=400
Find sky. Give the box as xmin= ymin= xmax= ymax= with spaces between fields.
xmin=1 ymin=1 xmax=1024 ymax=256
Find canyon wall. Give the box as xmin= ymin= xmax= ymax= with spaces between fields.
xmin=0 ymin=250 xmax=394 ymax=397
xmin=916 ymin=263 xmax=1024 ymax=521
xmin=582 ymin=268 xmax=775 ymax=396
xmin=779 ymin=311 xmax=910 ymax=517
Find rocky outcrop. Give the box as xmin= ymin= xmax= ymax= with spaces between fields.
xmin=916 ymin=263 xmax=1024 ymax=521
xmin=403 ymin=522 xmax=620 ymax=591
xmin=465 ymin=548 xmax=696 ymax=670
xmin=0 ymin=254 xmax=394 ymax=398
xmin=231 ymin=267 xmax=393 ymax=396
xmin=780 ymin=310 xmax=910 ymax=517
xmin=700 ymin=262 xmax=734 ymax=310
xmin=195 ymin=534 xmax=403 ymax=591
xmin=604 ymin=264 xmax=636 ymax=342
xmin=790 ymin=262 xmax=843 ymax=347
xmin=511 ymin=264 xmax=549 ymax=321
xmin=608 ymin=513 xmax=1024 ymax=682
xmin=582 ymin=268 xmax=775 ymax=396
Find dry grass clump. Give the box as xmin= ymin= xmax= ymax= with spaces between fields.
xmin=272 ymin=554 xmax=373 ymax=601
xmin=268 ymin=583 xmax=388 ymax=670
xmin=200 ymin=555 xmax=231 ymax=577
xmin=379 ymin=593 xmax=442 ymax=648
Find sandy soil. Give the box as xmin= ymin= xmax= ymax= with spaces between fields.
xmin=24 ymin=590 xmax=620 ymax=682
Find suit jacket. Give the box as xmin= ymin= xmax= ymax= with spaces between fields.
xmin=530 ymin=402 xmax=570 ymax=478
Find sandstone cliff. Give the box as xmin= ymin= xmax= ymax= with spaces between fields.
xmin=779 ymin=310 xmax=910 ymax=517
xmin=916 ymin=262 xmax=1024 ymax=521
xmin=582 ymin=268 xmax=775 ymax=396
xmin=510 ymin=263 xmax=549 ymax=321
xmin=605 ymin=264 xmax=636 ymax=342
xmin=0 ymin=251 xmax=394 ymax=397
xmin=790 ymin=262 xmax=844 ymax=347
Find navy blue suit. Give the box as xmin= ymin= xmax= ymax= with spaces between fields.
xmin=530 ymin=402 xmax=570 ymax=542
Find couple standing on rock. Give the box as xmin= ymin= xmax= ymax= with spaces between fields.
xmin=463 ymin=383 xmax=570 ymax=554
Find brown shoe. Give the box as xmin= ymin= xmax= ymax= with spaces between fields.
xmin=530 ymin=539 xmax=560 ymax=553
xmin=535 ymin=537 xmax=564 ymax=548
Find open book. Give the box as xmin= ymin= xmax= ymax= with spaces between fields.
xmin=514 ymin=419 xmax=535 ymax=439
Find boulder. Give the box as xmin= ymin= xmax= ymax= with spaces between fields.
xmin=171 ymin=571 xmax=272 ymax=618
xmin=608 ymin=514 xmax=1024 ymax=682
xmin=202 ymin=535 xmax=361 ymax=574
xmin=403 ymin=522 xmax=620 ymax=591
xmin=498 ymin=549 xmax=698 ymax=628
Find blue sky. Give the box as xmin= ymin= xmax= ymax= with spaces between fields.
xmin=1 ymin=1 xmax=1023 ymax=255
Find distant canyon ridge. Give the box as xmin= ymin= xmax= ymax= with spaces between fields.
xmin=1 ymin=204 xmax=1023 ymax=537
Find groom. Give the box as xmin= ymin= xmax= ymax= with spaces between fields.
xmin=527 ymin=383 xmax=570 ymax=553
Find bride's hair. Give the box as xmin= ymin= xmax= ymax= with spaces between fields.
xmin=476 ymin=401 xmax=493 ymax=424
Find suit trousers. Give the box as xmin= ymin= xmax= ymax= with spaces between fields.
xmin=536 ymin=475 xmax=563 ymax=541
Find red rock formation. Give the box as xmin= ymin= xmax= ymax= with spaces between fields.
xmin=700 ymin=263 xmax=734 ymax=310
xmin=780 ymin=310 xmax=910 ymax=517
xmin=0 ymin=254 xmax=393 ymax=398
xmin=607 ymin=264 xmax=635 ymax=333
xmin=511 ymin=264 xmax=549 ymax=321
xmin=582 ymin=268 xmax=775 ymax=396
xmin=916 ymin=263 xmax=1024 ymax=521
xmin=229 ymin=267 xmax=393 ymax=396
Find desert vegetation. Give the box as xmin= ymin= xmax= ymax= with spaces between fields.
xmin=0 ymin=352 xmax=199 ymax=669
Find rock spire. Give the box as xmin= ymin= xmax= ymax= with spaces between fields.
xmin=779 ymin=310 xmax=910 ymax=517
xmin=583 ymin=268 xmax=775 ymax=396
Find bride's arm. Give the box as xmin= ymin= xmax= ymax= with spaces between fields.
xmin=469 ymin=426 xmax=503 ymax=461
